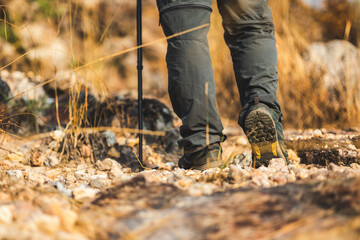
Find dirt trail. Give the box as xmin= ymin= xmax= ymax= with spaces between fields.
xmin=0 ymin=128 xmax=360 ymax=239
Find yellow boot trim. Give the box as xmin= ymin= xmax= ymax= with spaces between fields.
xmin=253 ymin=145 xmax=261 ymax=160
xmin=271 ymin=142 xmax=278 ymax=156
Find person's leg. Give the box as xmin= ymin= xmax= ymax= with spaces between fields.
xmin=157 ymin=0 xmax=224 ymax=155
xmin=217 ymin=0 xmax=282 ymax=128
xmin=217 ymin=0 xmax=287 ymax=166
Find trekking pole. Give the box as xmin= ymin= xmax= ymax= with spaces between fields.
xmin=136 ymin=0 xmax=143 ymax=164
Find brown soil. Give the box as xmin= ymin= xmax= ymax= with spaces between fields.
xmin=0 ymin=128 xmax=360 ymax=239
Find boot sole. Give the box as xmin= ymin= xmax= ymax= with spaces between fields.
xmin=192 ymin=159 xmax=222 ymax=171
xmin=244 ymin=108 xmax=286 ymax=167
xmin=192 ymin=150 xmax=223 ymax=171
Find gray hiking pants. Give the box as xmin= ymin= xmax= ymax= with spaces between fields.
xmin=157 ymin=0 xmax=282 ymax=152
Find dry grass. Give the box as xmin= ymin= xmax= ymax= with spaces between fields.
xmin=272 ymin=0 xmax=360 ymax=128
xmin=0 ymin=0 xmax=359 ymax=129
xmin=209 ymin=0 xmax=360 ymax=128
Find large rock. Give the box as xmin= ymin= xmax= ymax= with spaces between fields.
xmin=303 ymin=40 xmax=360 ymax=92
xmin=0 ymin=71 xmax=46 ymax=102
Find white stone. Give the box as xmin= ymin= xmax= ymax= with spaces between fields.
xmin=56 ymin=181 xmax=73 ymax=197
xmin=304 ymin=40 xmax=360 ymax=91
xmin=90 ymin=178 xmax=111 ymax=189
xmin=7 ymin=170 xmax=23 ymax=181
xmin=73 ymin=187 xmax=100 ymax=202
xmin=108 ymin=164 xmax=124 ymax=179
xmin=0 ymin=205 xmax=13 ymax=224
xmin=75 ymin=170 xmax=89 ymax=181
xmin=312 ymin=129 xmax=323 ymax=138
xmin=298 ymin=170 xmax=309 ymax=180
xmin=90 ymin=174 xmax=108 ymax=180
xmin=45 ymin=153 xmax=60 ymax=167
xmin=96 ymin=158 xmax=118 ymax=171
xmin=268 ymin=158 xmax=287 ymax=171
xmin=50 ymin=130 xmax=65 ymax=142
xmin=228 ymin=165 xmax=250 ymax=182
xmin=102 ymin=130 xmax=117 ymax=147
xmin=162 ymin=162 xmax=175 ymax=171
xmin=201 ymin=168 xmax=220 ymax=182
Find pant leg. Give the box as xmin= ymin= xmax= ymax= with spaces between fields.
xmin=157 ymin=0 xmax=225 ymax=153
xmin=217 ymin=0 xmax=283 ymax=128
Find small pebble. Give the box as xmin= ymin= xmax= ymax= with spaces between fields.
xmin=45 ymin=154 xmax=60 ymax=167
xmin=287 ymin=149 xmax=301 ymax=165
xmin=312 ymin=129 xmax=323 ymax=138
xmin=31 ymin=151 xmax=45 ymax=166
xmin=0 ymin=205 xmax=13 ymax=224
xmin=201 ymin=168 xmax=220 ymax=182
xmin=251 ymin=175 xmax=271 ymax=188
xmin=81 ymin=145 xmax=92 ymax=158
xmin=90 ymin=177 xmax=111 ymax=189
xmin=73 ymin=186 xmax=100 ymax=202
xmin=75 ymin=170 xmax=89 ymax=181
xmin=96 ymin=158 xmax=118 ymax=171
xmin=268 ymin=158 xmax=287 ymax=171
xmin=55 ymin=181 xmax=73 ymax=197
xmin=102 ymin=130 xmax=117 ymax=147
xmin=176 ymin=178 xmax=194 ymax=189
xmin=50 ymin=130 xmax=65 ymax=142
xmin=163 ymin=162 xmax=175 ymax=171
xmin=7 ymin=170 xmax=23 ymax=181
xmin=228 ymin=165 xmax=248 ymax=182
xmin=298 ymin=170 xmax=309 ymax=180
xmin=108 ymin=164 xmax=124 ymax=179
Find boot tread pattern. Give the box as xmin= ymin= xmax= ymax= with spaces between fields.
xmin=245 ymin=109 xmax=278 ymax=167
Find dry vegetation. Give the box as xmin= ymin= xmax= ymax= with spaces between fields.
xmin=211 ymin=0 xmax=360 ymax=128
xmin=270 ymin=0 xmax=360 ymax=128
xmin=1 ymin=1 xmax=360 ymax=239
xmin=0 ymin=0 xmax=359 ymax=129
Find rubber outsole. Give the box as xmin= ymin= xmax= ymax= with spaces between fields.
xmin=244 ymin=108 xmax=285 ymax=167
xmin=192 ymin=159 xmax=222 ymax=171
xmin=191 ymin=149 xmax=222 ymax=170
xmin=179 ymin=146 xmax=223 ymax=171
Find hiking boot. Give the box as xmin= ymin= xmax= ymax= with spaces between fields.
xmin=178 ymin=143 xmax=223 ymax=171
xmin=244 ymin=104 xmax=288 ymax=167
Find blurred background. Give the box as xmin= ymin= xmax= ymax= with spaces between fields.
xmin=0 ymin=0 xmax=359 ymax=129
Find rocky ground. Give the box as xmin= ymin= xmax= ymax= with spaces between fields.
xmin=1 ymin=126 xmax=360 ymax=240
xmin=0 ymin=71 xmax=360 ymax=239
xmin=1 ymin=1 xmax=359 ymax=238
